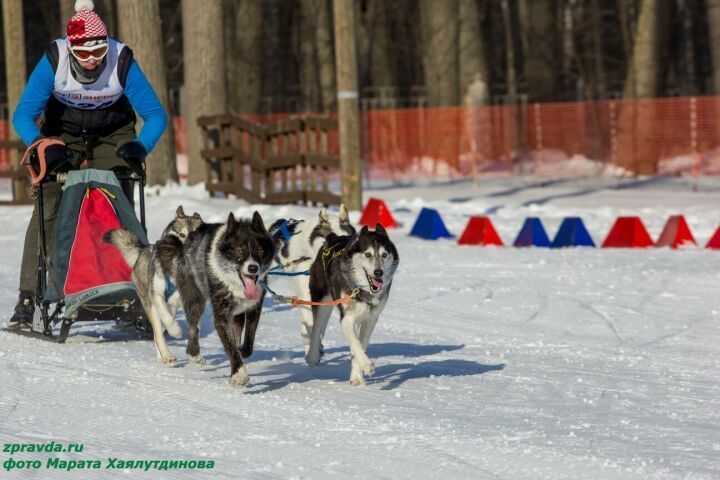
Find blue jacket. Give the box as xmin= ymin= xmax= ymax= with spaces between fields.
xmin=13 ymin=41 xmax=167 ymax=153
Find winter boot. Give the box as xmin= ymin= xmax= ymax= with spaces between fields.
xmin=8 ymin=291 xmax=34 ymax=328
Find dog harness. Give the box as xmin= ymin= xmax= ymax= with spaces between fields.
xmin=163 ymin=271 xmax=177 ymax=302
xmin=267 ymin=219 xmax=311 ymax=277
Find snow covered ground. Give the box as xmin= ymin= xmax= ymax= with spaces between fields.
xmin=0 ymin=176 xmax=719 ymax=479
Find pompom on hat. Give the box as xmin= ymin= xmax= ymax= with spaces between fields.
xmin=66 ymin=0 xmax=108 ymax=46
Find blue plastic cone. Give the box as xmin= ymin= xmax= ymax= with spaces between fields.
xmin=513 ymin=217 xmax=551 ymax=247
xmin=551 ymin=217 xmax=595 ymax=248
xmin=409 ymin=208 xmax=454 ymax=240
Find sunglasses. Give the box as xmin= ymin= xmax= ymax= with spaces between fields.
xmin=70 ymin=44 xmax=108 ymax=61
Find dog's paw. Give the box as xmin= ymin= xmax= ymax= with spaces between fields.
xmin=349 ymin=375 xmax=366 ymax=386
xmin=229 ymin=367 xmax=250 ymax=387
xmin=160 ymin=355 xmax=178 ymax=365
xmin=363 ymin=361 xmax=375 ymax=376
xmin=358 ymin=357 xmax=375 ymax=376
xmin=305 ymin=351 xmax=321 ymax=367
xmin=189 ymin=355 xmax=206 ymax=366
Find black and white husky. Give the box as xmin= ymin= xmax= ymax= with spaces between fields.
xmin=104 ymin=206 xmax=203 ymax=364
xmin=157 ymin=212 xmax=274 ymax=386
xmin=269 ymin=205 xmax=355 ymax=355
xmin=306 ymin=224 xmax=399 ymax=385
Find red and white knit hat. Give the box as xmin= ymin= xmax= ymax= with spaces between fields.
xmin=66 ymin=0 xmax=108 ymax=46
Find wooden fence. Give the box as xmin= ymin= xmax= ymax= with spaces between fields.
xmin=198 ymin=114 xmax=340 ymax=205
xmin=0 ymin=138 xmax=31 ymax=205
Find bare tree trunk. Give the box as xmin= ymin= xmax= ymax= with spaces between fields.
xmin=458 ymin=0 xmax=487 ymax=94
xmin=420 ymin=0 xmax=459 ymax=106
xmin=182 ymin=0 xmax=227 ymax=185
xmin=316 ymin=0 xmax=336 ymax=112
xmin=299 ymin=1 xmax=319 ymax=111
xmin=226 ymin=0 xmax=263 ymax=114
xmin=623 ymin=0 xmax=661 ymax=98
xmin=618 ymin=0 xmax=670 ymax=174
xmin=117 ymin=0 xmax=177 ymax=186
xmin=365 ymin=0 xmax=394 ymax=94
xmin=333 ymin=0 xmax=362 ymax=210
xmin=299 ymin=0 xmax=336 ymax=112
xmin=458 ymin=0 xmax=488 ymax=184
xmin=3 ymin=0 xmax=28 ymax=201
xmin=590 ymin=0 xmax=606 ymax=96
xmin=679 ymin=0 xmax=696 ymax=95
xmin=501 ymin=0 xmax=526 ymax=172
xmin=618 ymin=0 xmax=638 ymax=66
xmin=519 ymin=0 xmax=559 ymax=102
xmin=707 ymin=0 xmax=720 ymax=94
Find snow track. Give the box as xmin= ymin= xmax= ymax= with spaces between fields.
xmin=0 ymin=178 xmax=719 ymax=479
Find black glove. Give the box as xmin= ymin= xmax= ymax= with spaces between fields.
xmin=29 ymin=141 xmax=73 ymax=174
xmin=116 ymin=140 xmax=147 ymax=163
xmin=116 ymin=140 xmax=147 ymax=177
xmin=45 ymin=144 xmax=74 ymax=173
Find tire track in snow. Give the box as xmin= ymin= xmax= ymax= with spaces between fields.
xmin=571 ymin=299 xmax=626 ymax=344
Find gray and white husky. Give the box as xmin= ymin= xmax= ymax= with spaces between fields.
xmin=156 ymin=212 xmax=275 ymax=386
xmin=104 ymin=206 xmax=204 ymax=364
xmin=268 ymin=205 xmax=355 ymax=355
xmin=306 ymin=224 xmax=399 ymax=385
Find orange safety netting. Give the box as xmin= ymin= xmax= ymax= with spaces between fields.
xmin=4 ymin=96 xmax=720 ymax=179
xmin=362 ymin=97 xmax=720 ymax=179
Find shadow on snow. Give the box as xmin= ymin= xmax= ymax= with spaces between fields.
xmin=234 ymin=342 xmax=504 ymax=393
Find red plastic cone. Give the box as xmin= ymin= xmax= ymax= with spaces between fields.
xmin=655 ymin=215 xmax=697 ymax=248
xmin=602 ymin=216 xmax=654 ymax=248
xmin=359 ymin=198 xmax=398 ymax=228
xmin=458 ymin=216 xmax=504 ymax=246
xmin=707 ymin=226 xmax=720 ymax=249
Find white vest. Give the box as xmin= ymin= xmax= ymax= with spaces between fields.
xmin=52 ymin=38 xmax=126 ymax=110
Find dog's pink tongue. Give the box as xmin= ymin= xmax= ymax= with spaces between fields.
xmin=242 ymin=276 xmax=260 ymax=300
xmin=371 ymin=277 xmax=384 ymax=289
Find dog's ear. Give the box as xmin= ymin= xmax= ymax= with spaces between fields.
xmin=339 ymin=204 xmax=350 ymax=224
xmin=375 ymin=223 xmax=388 ymax=237
xmin=176 ymin=205 xmax=185 ymax=218
xmin=252 ymin=211 xmax=267 ymax=235
xmin=345 ymin=231 xmax=360 ymax=251
xmin=190 ymin=212 xmax=203 ymax=230
xmin=359 ymin=225 xmax=369 ymax=236
xmin=227 ymin=212 xmax=237 ymax=232
xmin=319 ymin=208 xmax=330 ymax=223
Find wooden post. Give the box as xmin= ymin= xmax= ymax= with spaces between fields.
xmin=333 ymin=0 xmax=362 ymax=210
xmin=3 ymin=0 xmax=29 ymax=202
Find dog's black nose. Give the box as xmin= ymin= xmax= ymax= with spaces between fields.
xmin=248 ymin=264 xmax=259 ymax=274
xmin=373 ymin=269 xmax=383 ymax=278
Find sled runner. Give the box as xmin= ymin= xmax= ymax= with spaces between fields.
xmin=6 ymin=135 xmax=150 ymax=343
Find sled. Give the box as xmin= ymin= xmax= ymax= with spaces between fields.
xmin=5 ymin=136 xmax=150 ymax=343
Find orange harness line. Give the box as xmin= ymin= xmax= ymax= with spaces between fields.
xmin=288 ymin=289 xmax=360 ymax=308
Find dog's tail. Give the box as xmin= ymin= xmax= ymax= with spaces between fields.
xmin=103 ymin=229 xmax=144 ymax=268
xmin=155 ymin=234 xmax=184 ymax=272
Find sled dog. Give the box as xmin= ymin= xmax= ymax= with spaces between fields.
xmin=268 ymin=205 xmax=355 ymax=355
xmin=306 ymin=224 xmax=399 ymax=385
xmin=104 ymin=206 xmax=203 ymax=364
xmin=157 ymin=212 xmax=274 ymax=386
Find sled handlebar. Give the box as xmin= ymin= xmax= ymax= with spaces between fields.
xmin=61 ymin=135 xmax=146 ymax=181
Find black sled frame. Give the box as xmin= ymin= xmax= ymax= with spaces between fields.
xmin=11 ymin=135 xmax=150 ymax=343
